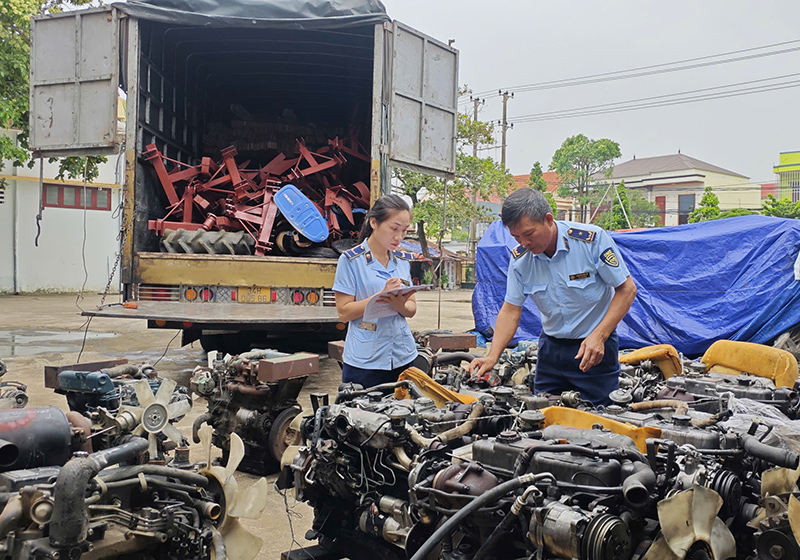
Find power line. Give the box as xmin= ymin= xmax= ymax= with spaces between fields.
xmin=509 ymin=73 xmax=800 ymax=121
xmin=509 ymin=79 xmax=800 ymax=124
xmin=464 ymin=38 xmax=800 ymax=99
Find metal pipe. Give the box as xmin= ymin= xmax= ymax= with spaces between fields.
xmin=97 ymin=464 xmax=208 ymax=487
xmin=66 ymin=411 xmax=93 ymax=453
xmin=0 ymin=438 xmax=19 ymax=468
xmin=0 ymin=495 xmax=23 ymax=539
xmin=50 ymin=437 xmax=148 ymax=549
xmin=408 ymin=402 xmax=485 ymax=447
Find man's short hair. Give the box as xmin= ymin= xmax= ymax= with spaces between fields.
xmin=501 ymin=188 xmax=553 ymax=227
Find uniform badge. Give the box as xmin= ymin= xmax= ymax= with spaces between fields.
xmin=357 ymin=321 xmax=377 ymax=332
xmin=510 ymin=244 xmax=528 ymax=259
xmin=364 ymin=251 xmax=373 ymax=265
xmin=569 ymin=272 xmax=591 ymax=281
xmin=567 ymin=228 xmax=596 ymax=243
xmin=562 ymin=236 xmax=570 ymax=251
xmin=601 ymin=248 xmax=619 ymax=267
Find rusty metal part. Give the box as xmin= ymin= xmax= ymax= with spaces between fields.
xmin=143 ymin=135 xmax=370 ymax=256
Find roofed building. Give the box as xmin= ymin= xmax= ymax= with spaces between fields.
xmin=608 ymin=153 xmax=757 ymax=226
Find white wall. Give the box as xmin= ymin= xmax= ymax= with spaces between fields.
xmin=0 ymin=131 xmax=124 ymax=293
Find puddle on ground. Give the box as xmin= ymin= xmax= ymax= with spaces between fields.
xmin=0 ymin=330 xmax=119 ymax=357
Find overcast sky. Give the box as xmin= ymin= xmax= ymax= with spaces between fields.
xmin=380 ymin=0 xmax=800 ymax=183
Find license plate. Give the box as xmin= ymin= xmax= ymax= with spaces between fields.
xmin=237 ymin=287 xmax=270 ymax=303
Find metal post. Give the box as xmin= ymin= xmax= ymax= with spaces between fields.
xmin=500 ymin=91 xmax=513 ymax=171
xmin=437 ymin=181 xmax=447 ymax=330
xmin=468 ymin=96 xmax=483 ymax=259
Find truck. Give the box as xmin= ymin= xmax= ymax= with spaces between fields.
xmin=28 ymin=0 xmax=458 ymax=354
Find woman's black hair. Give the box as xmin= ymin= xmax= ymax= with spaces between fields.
xmin=357 ymin=194 xmax=411 ymax=243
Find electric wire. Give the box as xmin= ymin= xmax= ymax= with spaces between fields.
xmin=509 ymin=73 xmax=800 ymax=122
xmin=465 ymin=38 xmax=800 ymax=98
xmin=510 ymin=79 xmax=800 ymax=124
xmin=152 ymin=331 xmax=181 ymax=367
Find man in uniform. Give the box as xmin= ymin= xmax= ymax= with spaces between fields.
xmin=467 ymin=188 xmax=637 ymax=406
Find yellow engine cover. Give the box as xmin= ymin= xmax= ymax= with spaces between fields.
xmin=701 ymin=340 xmax=798 ymax=388
xmin=619 ymin=344 xmax=682 ymax=378
xmin=394 ymin=367 xmax=477 ymax=408
xmin=541 ymin=407 xmax=662 ymax=453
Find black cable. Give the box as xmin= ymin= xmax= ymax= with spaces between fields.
xmin=76 ymin=316 xmax=93 ymax=363
xmin=510 ymin=80 xmax=800 ymax=124
xmin=467 ymin=38 xmax=800 ymax=98
xmin=510 ymin=73 xmax=800 ymax=121
xmin=359 ymin=418 xmax=392 ymax=448
xmin=153 ymin=331 xmax=181 ymax=367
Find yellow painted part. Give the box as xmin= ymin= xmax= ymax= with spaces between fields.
xmin=395 ymin=368 xmax=476 ymax=408
xmin=619 ymin=344 xmax=682 ymax=378
xmin=541 ymin=407 xmax=662 ymax=453
xmin=701 ymin=340 xmax=799 ymax=388
xmin=134 ymin=252 xmax=336 ymax=288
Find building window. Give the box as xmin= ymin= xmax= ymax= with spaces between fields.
xmin=42 ymin=184 xmax=112 ymax=211
xmin=678 ymin=194 xmax=695 ymax=225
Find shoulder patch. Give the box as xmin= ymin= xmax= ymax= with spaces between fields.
xmin=567 ymin=227 xmax=597 ymax=243
xmin=393 ymin=250 xmax=416 ymax=261
xmin=510 ymin=244 xmax=528 ymax=259
xmin=601 ymin=248 xmax=619 ymax=268
xmin=343 ymin=245 xmax=366 ymax=260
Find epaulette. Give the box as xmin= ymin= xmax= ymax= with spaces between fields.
xmin=566 ymin=227 xmax=596 ymax=243
xmin=393 ymin=250 xmax=418 ymax=261
xmin=343 ymin=245 xmax=366 ymax=260
xmin=510 ymin=244 xmax=528 ymax=259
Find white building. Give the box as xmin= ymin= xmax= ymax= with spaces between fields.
xmin=0 ymin=129 xmax=123 ymax=293
xmin=608 ymin=153 xmax=759 ymax=226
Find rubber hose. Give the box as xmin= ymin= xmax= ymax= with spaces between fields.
xmin=514 ymin=444 xmax=646 ymax=477
xmin=409 ymin=473 xmax=540 ymax=560
xmin=472 ymin=504 xmax=520 ymax=560
xmin=630 ymin=400 xmax=689 ymax=415
xmin=50 ymin=438 xmax=148 ymax=548
xmin=209 ymin=524 xmax=227 ymax=559
xmin=192 ymin=413 xmax=214 ymax=444
xmin=408 ymin=402 xmax=485 ymax=447
xmin=741 ymin=434 xmax=800 ymax=468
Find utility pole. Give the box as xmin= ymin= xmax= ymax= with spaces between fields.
xmin=468 ymin=96 xmax=483 ymax=259
xmin=499 ymin=90 xmax=514 ymax=171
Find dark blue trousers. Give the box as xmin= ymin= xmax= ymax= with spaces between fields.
xmin=534 ymin=331 xmax=620 ymax=407
xmin=341 ymin=360 xmax=416 ymax=389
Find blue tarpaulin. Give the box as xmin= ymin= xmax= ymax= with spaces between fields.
xmin=473 ymin=215 xmax=800 ymax=356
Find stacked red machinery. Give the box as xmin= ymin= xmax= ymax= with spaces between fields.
xmin=144 ymin=133 xmax=371 ymax=256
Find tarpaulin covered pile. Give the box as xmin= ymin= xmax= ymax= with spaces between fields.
xmin=473 ymin=215 xmax=800 ymax=356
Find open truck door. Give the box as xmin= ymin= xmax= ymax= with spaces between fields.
xmin=375 ymin=22 xmax=458 ymax=196
xmin=29 ymin=7 xmax=124 ymax=158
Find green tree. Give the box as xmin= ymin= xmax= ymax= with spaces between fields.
xmin=549 ymin=134 xmax=621 ymax=222
xmin=718 ymin=208 xmax=755 ymax=219
xmin=394 ymin=86 xmax=513 ymax=262
xmin=592 ymin=182 xmax=660 ymax=229
xmin=688 ymin=186 xmax=721 ymax=223
xmin=0 ymin=0 xmax=106 ymax=188
xmin=527 ymin=161 xmax=557 ymax=214
xmin=762 ymin=194 xmax=800 ymax=219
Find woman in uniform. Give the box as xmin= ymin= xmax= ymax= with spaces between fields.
xmin=332 ymin=194 xmax=418 ymax=387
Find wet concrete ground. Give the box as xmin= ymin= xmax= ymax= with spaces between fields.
xmin=0 ymin=290 xmax=479 ymax=559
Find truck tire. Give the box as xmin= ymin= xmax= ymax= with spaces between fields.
xmin=268 ymin=407 xmax=302 ymax=463
xmin=161 ymin=229 xmax=255 ymax=255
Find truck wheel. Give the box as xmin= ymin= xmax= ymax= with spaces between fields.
xmin=199 ymin=334 xmax=224 ymax=353
xmin=268 ymin=407 xmax=302 ymax=463
xmin=161 ymin=229 xmax=255 ymax=255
